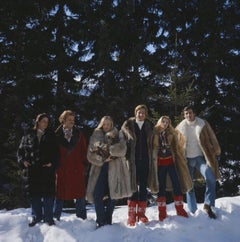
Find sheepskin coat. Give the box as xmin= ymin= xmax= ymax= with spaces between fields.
xmin=121 ymin=117 xmax=157 ymax=193
xmin=86 ymin=128 xmax=132 ymax=203
xmin=150 ymin=127 xmax=193 ymax=194
xmin=176 ymin=117 xmax=221 ymax=180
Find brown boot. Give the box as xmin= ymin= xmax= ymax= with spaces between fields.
xmin=137 ymin=201 xmax=149 ymax=223
xmin=203 ymin=204 xmax=216 ymax=219
xmin=157 ymin=197 xmax=167 ymax=221
xmin=174 ymin=196 xmax=188 ymax=218
xmin=127 ymin=200 xmax=137 ymax=226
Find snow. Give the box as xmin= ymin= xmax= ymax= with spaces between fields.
xmin=1 ymin=196 xmax=240 ymax=242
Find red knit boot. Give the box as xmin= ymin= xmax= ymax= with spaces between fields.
xmin=174 ymin=195 xmax=188 ymax=218
xmin=157 ymin=197 xmax=167 ymax=221
xmin=137 ymin=201 xmax=149 ymax=223
xmin=127 ymin=200 xmax=137 ymax=226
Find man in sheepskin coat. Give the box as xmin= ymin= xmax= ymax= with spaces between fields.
xmin=176 ymin=105 xmax=221 ymax=219
xmin=121 ymin=104 xmax=157 ymax=226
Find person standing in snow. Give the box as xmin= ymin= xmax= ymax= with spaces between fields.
xmin=86 ymin=116 xmax=132 ymax=228
xmin=121 ymin=104 xmax=156 ymax=226
xmin=176 ymin=105 xmax=221 ymax=219
xmin=17 ymin=113 xmax=59 ymax=226
xmin=151 ymin=116 xmax=192 ymax=221
xmin=53 ymin=110 xmax=88 ymax=221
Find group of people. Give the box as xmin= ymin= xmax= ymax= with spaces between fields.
xmin=17 ymin=104 xmax=221 ymax=228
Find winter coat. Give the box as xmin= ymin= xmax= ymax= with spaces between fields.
xmin=121 ymin=117 xmax=157 ymax=193
xmin=176 ymin=117 xmax=221 ymax=180
xmin=17 ymin=128 xmax=59 ymax=197
xmin=86 ymin=127 xmax=132 ymax=203
xmin=150 ymin=127 xmax=193 ymax=194
xmin=55 ymin=126 xmax=88 ymax=200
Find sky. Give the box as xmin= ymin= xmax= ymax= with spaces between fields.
xmin=0 ymin=196 xmax=240 ymax=242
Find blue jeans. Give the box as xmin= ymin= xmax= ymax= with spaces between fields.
xmin=93 ymin=163 xmax=115 ymax=226
xmin=31 ymin=196 xmax=54 ymax=223
xmin=54 ymin=198 xmax=86 ymax=220
xmin=186 ymin=156 xmax=216 ymax=213
xmin=157 ymin=164 xmax=182 ymax=197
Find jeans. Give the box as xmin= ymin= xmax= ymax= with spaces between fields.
xmin=54 ymin=198 xmax=86 ymax=220
xmin=157 ymin=164 xmax=182 ymax=197
xmin=186 ymin=156 xmax=216 ymax=213
xmin=93 ymin=163 xmax=115 ymax=226
xmin=31 ymin=196 xmax=54 ymax=223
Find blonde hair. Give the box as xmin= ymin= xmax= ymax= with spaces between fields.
xmin=58 ymin=110 xmax=75 ymax=124
xmin=155 ymin=116 xmax=174 ymax=132
xmin=134 ymin=104 xmax=148 ymax=117
xmin=96 ymin=116 xmax=114 ymax=130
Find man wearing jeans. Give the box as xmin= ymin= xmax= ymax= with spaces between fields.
xmin=176 ymin=105 xmax=221 ymax=219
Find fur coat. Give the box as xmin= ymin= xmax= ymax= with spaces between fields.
xmin=176 ymin=117 xmax=221 ymax=180
xmin=121 ymin=117 xmax=157 ymax=193
xmin=150 ymin=126 xmax=193 ymax=194
xmin=86 ymin=127 xmax=132 ymax=203
xmin=17 ymin=128 xmax=59 ymax=197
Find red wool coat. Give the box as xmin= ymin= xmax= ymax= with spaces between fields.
xmin=55 ymin=127 xmax=88 ymax=200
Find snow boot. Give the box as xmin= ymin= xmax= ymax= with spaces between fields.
xmin=157 ymin=197 xmax=167 ymax=221
xmin=174 ymin=195 xmax=188 ymax=218
xmin=127 ymin=200 xmax=137 ymax=226
xmin=137 ymin=201 xmax=149 ymax=223
xmin=203 ymin=204 xmax=216 ymax=219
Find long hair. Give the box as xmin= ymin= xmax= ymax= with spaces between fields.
xmin=96 ymin=116 xmax=114 ymax=130
xmin=33 ymin=113 xmax=49 ymax=130
xmin=155 ymin=116 xmax=175 ymax=133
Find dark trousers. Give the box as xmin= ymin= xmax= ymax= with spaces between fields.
xmin=31 ymin=196 xmax=54 ymax=223
xmin=130 ymin=160 xmax=149 ymax=201
xmin=93 ymin=163 xmax=115 ymax=226
xmin=157 ymin=164 xmax=182 ymax=197
xmin=54 ymin=198 xmax=86 ymax=220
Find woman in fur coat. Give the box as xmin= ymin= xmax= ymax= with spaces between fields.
xmin=17 ymin=113 xmax=59 ymax=227
xmin=86 ymin=116 xmax=132 ymax=228
xmin=151 ymin=116 xmax=193 ymax=221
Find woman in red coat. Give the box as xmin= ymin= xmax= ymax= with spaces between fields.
xmin=53 ymin=110 xmax=88 ymax=220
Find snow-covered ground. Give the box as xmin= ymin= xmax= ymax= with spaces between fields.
xmin=0 ymin=196 xmax=240 ymax=242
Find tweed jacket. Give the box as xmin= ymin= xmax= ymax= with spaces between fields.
xmin=121 ymin=117 xmax=157 ymax=193
xmin=150 ymin=126 xmax=193 ymax=194
xmin=86 ymin=127 xmax=132 ymax=203
xmin=176 ymin=117 xmax=221 ymax=180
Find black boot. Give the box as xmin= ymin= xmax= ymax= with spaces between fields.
xmin=28 ymin=218 xmax=41 ymax=227
xmin=203 ymin=204 xmax=216 ymax=219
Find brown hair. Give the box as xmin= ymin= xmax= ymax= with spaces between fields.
xmin=134 ymin=104 xmax=148 ymax=117
xmin=33 ymin=113 xmax=49 ymax=130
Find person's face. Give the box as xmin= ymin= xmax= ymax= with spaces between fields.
xmin=136 ymin=108 xmax=146 ymax=121
xmin=63 ymin=115 xmax=75 ymax=129
xmin=38 ymin=117 xmax=49 ymax=131
xmin=160 ymin=117 xmax=169 ymax=130
xmin=184 ymin=109 xmax=195 ymax=122
xmin=102 ymin=119 xmax=112 ymax=133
